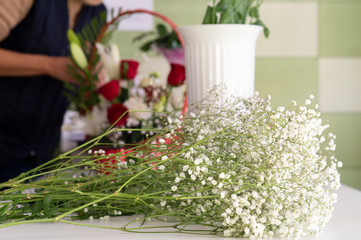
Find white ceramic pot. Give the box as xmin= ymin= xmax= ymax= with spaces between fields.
xmin=178 ymin=24 xmax=262 ymax=105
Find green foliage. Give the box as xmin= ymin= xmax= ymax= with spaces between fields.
xmin=202 ymin=0 xmax=269 ymax=38
xmin=133 ymin=23 xmax=182 ymax=52
xmin=31 ymin=200 xmax=43 ymax=216
xmin=64 ymin=10 xmax=120 ymax=113
xmin=0 ymin=126 xmax=182 ymax=226
xmin=0 ymin=203 xmax=10 ymax=221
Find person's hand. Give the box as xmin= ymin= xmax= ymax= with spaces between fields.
xmin=46 ymin=56 xmax=108 ymax=87
xmin=45 ymin=56 xmax=81 ymax=85
xmin=94 ymin=62 xmax=108 ymax=88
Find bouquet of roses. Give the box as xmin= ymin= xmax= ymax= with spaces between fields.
xmin=81 ymin=43 xmax=185 ymax=145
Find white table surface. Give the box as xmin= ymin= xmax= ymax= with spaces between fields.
xmin=1 ymin=184 xmax=361 ymax=240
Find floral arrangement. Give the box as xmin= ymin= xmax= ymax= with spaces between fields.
xmin=79 ymin=43 xmax=185 ymax=145
xmin=0 ymin=86 xmax=341 ymax=239
xmin=64 ymin=10 xmax=186 ymax=146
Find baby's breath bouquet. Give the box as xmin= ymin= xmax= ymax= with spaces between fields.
xmin=0 ymin=86 xmax=341 ymax=239
xmin=150 ymin=86 xmax=341 ymax=238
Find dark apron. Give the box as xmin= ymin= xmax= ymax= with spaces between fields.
xmin=0 ymin=0 xmax=105 ymax=182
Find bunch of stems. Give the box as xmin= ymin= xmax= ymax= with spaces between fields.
xmin=0 ymin=92 xmax=340 ymax=239
xmin=0 ymin=116 xmax=226 ymax=236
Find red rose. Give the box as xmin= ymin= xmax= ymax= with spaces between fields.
xmin=120 ymin=60 xmax=139 ymax=80
xmin=97 ymin=80 xmax=120 ymax=101
xmin=107 ymin=103 xmax=129 ymax=127
xmin=167 ymin=63 xmax=185 ymax=86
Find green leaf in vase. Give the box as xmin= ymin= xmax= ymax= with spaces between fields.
xmin=249 ymin=7 xmax=259 ymax=19
xmin=216 ymin=0 xmax=233 ymax=12
xmin=234 ymin=0 xmax=250 ymax=24
xmin=253 ymin=19 xmax=269 ymax=38
xmin=219 ymin=8 xmax=238 ymax=24
xmin=202 ymin=6 xmax=217 ymax=24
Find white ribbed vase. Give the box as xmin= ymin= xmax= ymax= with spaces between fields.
xmin=178 ymin=24 xmax=262 ymax=105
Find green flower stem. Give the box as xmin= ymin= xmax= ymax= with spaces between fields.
xmin=59 ymin=214 xmax=216 ymax=235
xmin=54 ymin=193 xmax=122 ymax=222
xmin=164 ymin=86 xmax=172 ymax=111
xmin=0 ymin=218 xmax=54 ymax=228
xmin=50 ymin=120 xmax=235 ymax=222
xmin=121 ymin=213 xmax=173 ymax=229
xmin=60 ymin=219 xmax=125 ymax=231
xmin=211 ymin=0 xmax=216 ymax=23
xmin=243 ymin=0 xmax=254 ymax=24
xmin=1 ymin=129 xmax=117 ymax=186
xmin=123 ymin=228 xmax=215 ymax=235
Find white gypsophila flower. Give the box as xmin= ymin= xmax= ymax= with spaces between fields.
xmin=150 ymin=85 xmax=341 ymax=239
xmin=124 ymin=96 xmax=152 ymax=126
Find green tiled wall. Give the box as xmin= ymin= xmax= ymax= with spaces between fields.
xmin=255 ymin=58 xmax=318 ymax=108
xmin=323 ymin=114 xmax=361 ymax=168
xmin=319 ymin=3 xmax=361 ymax=56
xmin=112 ymin=0 xmax=361 ymax=190
xmin=313 ymin=1 xmax=361 ymax=190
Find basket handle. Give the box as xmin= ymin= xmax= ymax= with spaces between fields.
xmin=89 ymin=9 xmax=184 ymax=68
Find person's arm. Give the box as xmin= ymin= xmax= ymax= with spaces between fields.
xmin=0 ymin=0 xmax=79 ymax=84
xmin=0 ymin=48 xmax=78 ymax=84
xmin=0 ymin=0 xmax=105 ymax=85
xmin=0 ymin=0 xmax=34 ymax=41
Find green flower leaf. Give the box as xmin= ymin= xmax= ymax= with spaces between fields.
xmin=216 ymin=0 xmax=233 ymax=12
xmin=236 ymin=12 xmax=243 ymax=24
xmin=202 ymin=6 xmax=217 ymax=24
xmin=253 ymin=19 xmax=269 ymax=38
xmin=32 ymin=200 xmax=43 ymax=216
xmin=249 ymin=7 xmax=259 ymax=18
xmin=43 ymin=195 xmax=53 ymax=209
xmin=0 ymin=202 xmax=10 ymax=216
xmin=263 ymin=26 xmax=270 ymax=38
xmin=43 ymin=195 xmax=53 ymax=217
xmin=234 ymin=0 xmax=249 ymax=19
xmin=219 ymin=8 xmax=237 ymax=24
xmin=156 ymin=24 xmax=168 ymax=38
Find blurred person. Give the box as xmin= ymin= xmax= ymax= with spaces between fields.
xmin=0 ymin=0 xmax=105 ymax=182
